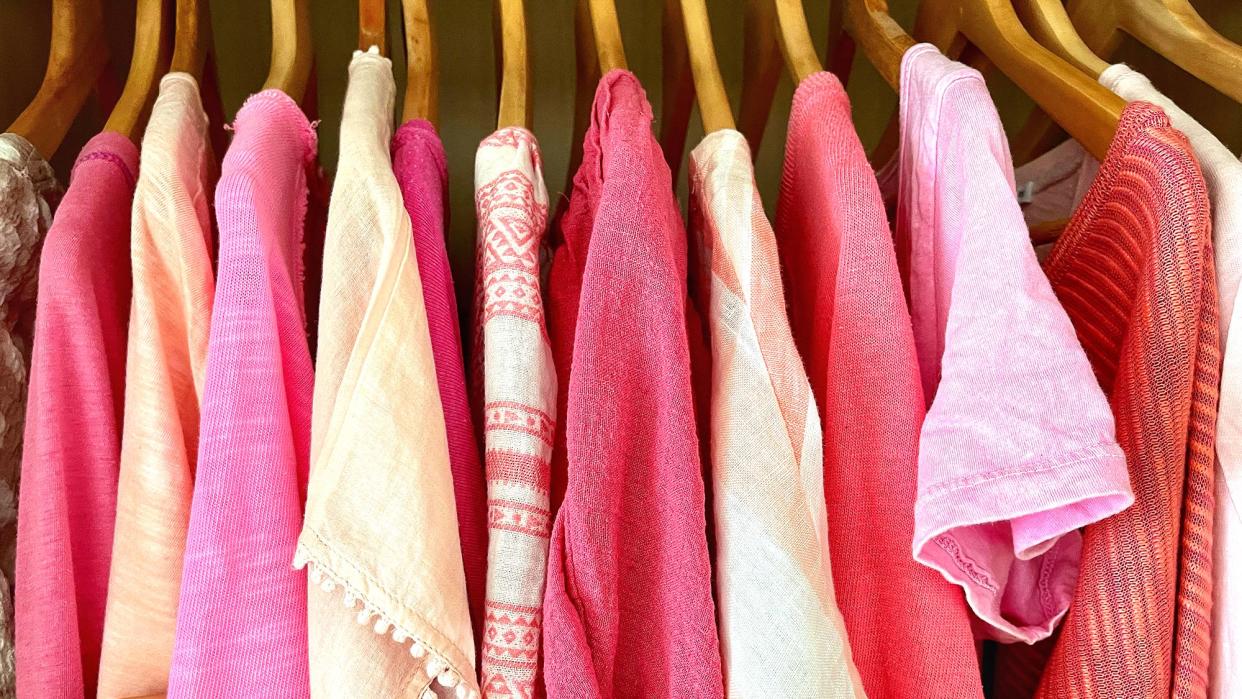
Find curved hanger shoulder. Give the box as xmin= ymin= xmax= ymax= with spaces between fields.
xmin=105 ymin=0 xmax=170 ymax=141
xmin=170 ymin=0 xmax=212 ymax=79
xmin=774 ymin=0 xmax=821 ymax=83
xmin=843 ymin=0 xmax=914 ymax=91
xmin=737 ymin=0 xmax=782 ymax=155
xmin=8 ymin=0 xmax=109 ymax=158
xmin=1012 ymin=0 xmax=1108 ymax=77
xmin=263 ymin=0 xmax=312 ymax=102
xmin=404 ymin=0 xmax=437 ymax=124
xmin=1070 ymin=0 xmax=1242 ymax=103
xmin=494 ymin=0 xmax=528 ymax=129
xmin=915 ymin=0 xmax=1123 ymax=161
xmin=586 ymin=0 xmax=626 ymax=73
xmin=679 ymin=0 xmax=733 ymax=134
xmin=360 ymin=0 xmax=386 ymax=54
xmin=566 ymin=0 xmax=600 ymax=195
xmin=660 ymin=0 xmax=694 ymax=177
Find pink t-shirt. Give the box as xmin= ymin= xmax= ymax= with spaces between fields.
xmin=892 ymin=44 xmax=1133 ymax=643
xmin=15 ymin=131 xmax=135 ymax=697
xmin=167 ymin=90 xmax=316 ymax=697
xmin=543 ymin=69 xmax=723 ymax=697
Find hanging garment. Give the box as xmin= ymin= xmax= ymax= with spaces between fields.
xmin=774 ymin=70 xmax=981 ymax=697
xmin=688 ymin=128 xmax=864 ymax=697
xmin=96 ymin=73 xmax=217 ymax=699
xmin=543 ymin=69 xmax=723 ymax=697
xmin=393 ymin=118 xmax=487 ymax=656
xmin=472 ymin=127 xmax=555 ymax=698
xmin=890 ymin=44 xmax=1133 ymax=644
xmin=995 ymin=102 xmax=1218 ymax=699
xmin=0 ymin=132 xmax=56 ymax=698
xmin=14 ymin=131 xmax=133 ymax=699
xmin=167 ymin=88 xmax=317 ymax=697
xmin=294 ymin=48 xmax=478 ymax=698
xmin=1086 ymin=65 xmax=1242 ymax=699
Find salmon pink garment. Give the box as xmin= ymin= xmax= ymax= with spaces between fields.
xmin=773 ymin=70 xmax=983 ymax=697
xmin=97 ymin=73 xmax=217 ymax=699
xmin=393 ymin=117 xmax=488 ymax=652
xmin=167 ymin=89 xmax=316 ymax=697
xmin=473 ymin=127 xmax=556 ymax=698
xmin=15 ymin=131 xmax=135 ymax=698
xmin=893 ymin=44 xmax=1133 ymax=643
xmin=543 ymin=69 xmax=724 ymax=697
xmin=689 ymin=128 xmax=864 ymax=697
xmin=1002 ymin=102 xmax=1219 ymax=699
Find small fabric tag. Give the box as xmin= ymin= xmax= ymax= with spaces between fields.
xmin=1016 ymin=181 xmax=1036 ymax=204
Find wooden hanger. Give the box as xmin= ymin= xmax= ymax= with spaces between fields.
xmin=565 ymin=0 xmax=625 ymax=194
xmin=493 ymin=0 xmax=527 ymax=129
xmin=842 ymin=0 xmax=915 ymax=91
xmin=263 ymin=0 xmax=312 ymax=102
xmin=360 ymin=0 xmax=386 ymax=54
xmin=1010 ymin=0 xmax=1108 ymax=77
xmin=405 ymin=0 xmax=438 ymax=124
xmin=912 ymin=0 xmax=1124 ymax=161
xmin=737 ymin=0 xmax=782 ymax=154
xmin=170 ymin=0 xmax=212 ymax=79
xmin=104 ymin=0 xmax=170 ymax=141
xmin=773 ymin=0 xmax=822 ymax=83
xmin=660 ymin=0 xmax=735 ymax=179
xmin=1066 ymin=0 xmax=1242 ymax=103
xmin=7 ymin=0 xmax=109 ymax=159
xmin=586 ymin=0 xmax=627 ymax=73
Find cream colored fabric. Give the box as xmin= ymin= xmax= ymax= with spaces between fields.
xmin=293 ymin=48 xmax=477 ymax=698
xmin=96 ymin=73 xmax=216 ymax=699
xmin=688 ymin=130 xmax=865 ymax=698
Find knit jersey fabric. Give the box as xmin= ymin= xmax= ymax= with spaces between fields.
xmin=167 ymin=89 xmax=317 ymax=697
xmin=473 ymin=126 xmax=556 ymax=698
xmin=393 ymin=117 xmax=487 ymax=656
xmin=1003 ymin=101 xmax=1219 ymax=699
xmin=688 ymin=128 xmax=864 ymax=697
xmin=774 ymin=69 xmax=982 ymax=697
xmin=542 ymin=69 xmax=724 ymax=697
xmin=294 ymin=49 xmax=478 ymax=698
xmin=97 ymin=73 xmax=217 ymax=699
xmin=894 ymin=44 xmax=1133 ymax=644
xmin=14 ymin=131 xmax=134 ymax=698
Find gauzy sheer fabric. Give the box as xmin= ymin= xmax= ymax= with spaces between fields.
xmin=294 ymin=48 xmax=478 ymax=698
xmin=97 ymin=73 xmax=217 ymax=699
xmin=15 ymin=131 xmax=134 ymax=698
xmin=774 ymin=70 xmax=983 ymax=697
xmin=167 ymin=88 xmax=317 ymax=697
xmin=393 ymin=117 xmax=488 ymax=656
xmin=1000 ymin=102 xmax=1218 ymax=699
xmin=688 ymin=128 xmax=865 ymax=697
xmin=472 ymin=126 xmax=556 ymax=698
xmin=892 ymin=44 xmax=1132 ymax=644
xmin=542 ymin=69 xmax=724 ymax=697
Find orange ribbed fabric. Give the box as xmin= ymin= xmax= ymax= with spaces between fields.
xmin=1001 ymin=102 xmax=1218 ymax=699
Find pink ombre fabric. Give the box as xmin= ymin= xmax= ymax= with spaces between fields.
xmin=893 ymin=44 xmax=1132 ymax=643
xmin=15 ymin=131 xmax=135 ymax=698
xmin=393 ymin=118 xmax=487 ymax=648
xmin=167 ymin=90 xmax=316 ymax=697
xmin=775 ymin=70 xmax=982 ymax=697
xmin=543 ymin=69 xmax=723 ymax=697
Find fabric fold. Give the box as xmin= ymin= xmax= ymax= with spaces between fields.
xmin=294 ymin=48 xmax=478 ymax=698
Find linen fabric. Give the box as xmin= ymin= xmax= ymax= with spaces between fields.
xmin=294 ymin=49 xmax=478 ymax=698
xmin=1092 ymin=65 xmax=1242 ymax=699
xmin=14 ymin=131 xmax=133 ymax=698
xmin=393 ymin=118 xmax=488 ymax=654
xmin=893 ymin=44 xmax=1133 ymax=644
xmin=1000 ymin=102 xmax=1219 ymax=699
xmin=774 ymin=69 xmax=982 ymax=697
xmin=472 ymin=127 xmax=556 ymax=698
xmin=167 ymin=88 xmax=317 ymax=697
xmin=96 ymin=73 xmax=217 ymax=699
xmin=543 ymin=69 xmax=724 ymax=697
xmin=688 ymin=128 xmax=863 ymax=697
xmin=0 ymin=132 xmax=57 ymax=697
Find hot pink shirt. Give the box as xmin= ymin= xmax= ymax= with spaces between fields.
xmin=892 ymin=44 xmax=1132 ymax=643
xmin=15 ymin=131 xmax=135 ymax=697
xmin=543 ymin=69 xmax=723 ymax=697
xmin=167 ymin=90 xmax=316 ymax=697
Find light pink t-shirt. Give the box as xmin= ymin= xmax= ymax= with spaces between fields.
xmin=893 ymin=44 xmax=1133 ymax=643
